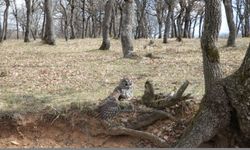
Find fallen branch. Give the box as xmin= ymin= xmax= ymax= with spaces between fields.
xmin=142 ymin=80 xmax=192 ymax=109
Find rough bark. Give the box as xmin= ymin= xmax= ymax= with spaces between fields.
xmin=176 ymin=43 xmax=250 ymax=148
xmin=201 ymin=0 xmax=222 ymax=93
xmin=24 ymin=0 xmax=31 ymax=42
xmin=121 ymin=0 xmax=135 ymax=58
xmin=43 ymin=0 xmax=55 ymax=45
xmin=99 ymin=0 xmax=114 ymax=50
xmin=223 ymin=0 xmax=237 ymax=47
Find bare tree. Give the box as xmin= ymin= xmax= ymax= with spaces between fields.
xmin=99 ymin=0 xmax=114 ymax=50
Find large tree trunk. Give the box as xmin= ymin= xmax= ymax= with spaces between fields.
xmin=99 ymin=0 xmax=114 ymax=50
xmin=175 ymin=0 xmax=250 ymax=147
xmin=201 ymin=0 xmax=222 ymax=93
xmin=43 ymin=0 xmax=55 ymax=45
xmin=121 ymin=0 xmax=135 ymax=58
xmin=24 ymin=0 xmax=31 ymax=42
xmin=223 ymin=0 xmax=237 ymax=47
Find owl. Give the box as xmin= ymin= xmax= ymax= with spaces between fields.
xmin=113 ymin=78 xmax=133 ymax=101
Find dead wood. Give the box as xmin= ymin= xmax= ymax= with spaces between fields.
xmin=142 ymin=80 xmax=192 ymax=109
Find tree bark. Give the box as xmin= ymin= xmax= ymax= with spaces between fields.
xmin=99 ymin=0 xmax=114 ymax=50
xmin=121 ymin=0 xmax=135 ymax=58
xmin=43 ymin=0 xmax=55 ymax=45
xmin=201 ymin=0 xmax=222 ymax=93
xmin=24 ymin=0 xmax=31 ymax=42
xmin=223 ymin=0 xmax=237 ymax=47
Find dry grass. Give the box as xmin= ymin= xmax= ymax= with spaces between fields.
xmin=0 ymin=38 xmax=249 ymax=112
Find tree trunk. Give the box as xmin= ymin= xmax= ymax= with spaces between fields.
xmin=201 ymin=0 xmax=222 ymax=93
xmin=59 ymin=0 xmax=68 ymax=41
xmin=99 ymin=0 xmax=114 ymax=50
xmin=183 ymin=9 xmax=191 ymax=38
xmin=163 ymin=0 xmax=174 ymax=43
xmin=69 ymin=0 xmax=76 ymax=39
xmin=176 ymin=0 xmax=185 ymax=42
xmin=244 ymin=0 xmax=250 ymax=37
xmin=24 ymin=0 xmax=31 ymax=42
xmin=43 ymin=0 xmax=55 ymax=45
xmin=81 ymin=0 xmax=85 ymax=39
xmin=41 ymin=12 xmax=46 ymax=39
xmin=121 ymin=0 xmax=134 ymax=58
xmin=198 ymin=12 xmax=204 ymax=38
xmin=192 ymin=13 xmax=199 ymax=38
xmin=1 ymin=0 xmax=10 ymax=41
xmin=223 ymin=0 xmax=237 ymax=47
xmin=175 ymin=0 xmax=249 ymax=147
xmin=176 ymin=0 xmax=250 ymax=147
xmin=13 ymin=0 xmax=19 ymax=39
xmin=171 ymin=13 xmax=177 ymax=38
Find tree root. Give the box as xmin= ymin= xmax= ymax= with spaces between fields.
xmin=126 ymin=109 xmax=178 ymax=130
xmin=175 ymin=83 xmax=231 ymax=147
xmin=101 ymin=121 xmax=168 ymax=147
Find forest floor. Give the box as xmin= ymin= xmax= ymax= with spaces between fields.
xmin=0 ymin=38 xmax=249 ymax=148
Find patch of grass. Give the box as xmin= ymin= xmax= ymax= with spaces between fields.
xmin=0 ymin=38 xmax=249 ymax=113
